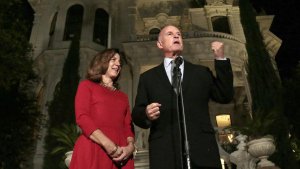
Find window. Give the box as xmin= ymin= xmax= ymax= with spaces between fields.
xmin=212 ymin=16 xmax=231 ymax=34
xmin=49 ymin=12 xmax=58 ymax=36
xmin=48 ymin=12 xmax=58 ymax=47
xmin=63 ymin=4 xmax=84 ymax=40
xmin=149 ymin=28 xmax=160 ymax=41
xmin=93 ymin=8 xmax=109 ymax=47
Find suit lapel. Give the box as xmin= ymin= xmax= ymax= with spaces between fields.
xmin=153 ymin=61 xmax=193 ymax=93
xmin=182 ymin=60 xmax=193 ymax=92
xmin=155 ymin=63 xmax=173 ymax=89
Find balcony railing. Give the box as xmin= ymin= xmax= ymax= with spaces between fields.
xmin=129 ymin=31 xmax=242 ymax=43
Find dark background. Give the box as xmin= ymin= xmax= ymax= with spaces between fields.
xmin=251 ymin=0 xmax=300 ymax=79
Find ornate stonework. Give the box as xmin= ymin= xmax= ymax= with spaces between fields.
xmin=28 ymin=0 xmax=282 ymax=168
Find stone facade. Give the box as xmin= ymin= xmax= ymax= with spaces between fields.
xmin=28 ymin=0 xmax=281 ymax=168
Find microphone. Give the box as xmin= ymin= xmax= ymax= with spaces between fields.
xmin=174 ymin=56 xmax=183 ymax=67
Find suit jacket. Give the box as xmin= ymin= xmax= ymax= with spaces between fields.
xmin=132 ymin=59 xmax=234 ymax=169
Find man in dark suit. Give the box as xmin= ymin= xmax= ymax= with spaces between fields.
xmin=132 ymin=25 xmax=234 ymax=169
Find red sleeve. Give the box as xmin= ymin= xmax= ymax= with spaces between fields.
xmin=123 ymin=97 xmax=134 ymax=138
xmin=75 ymin=81 xmax=98 ymax=137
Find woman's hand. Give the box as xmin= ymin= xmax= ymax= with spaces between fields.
xmin=112 ymin=142 xmax=135 ymax=164
xmin=89 ymin=129 xmax=124 ymax=159
xmin=106 ymin=144 xmax=123 ymax=159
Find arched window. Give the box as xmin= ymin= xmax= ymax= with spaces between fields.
xmin=63 ymin=4 xmax=84 ymax=40
xmin=48 ymin=12 xmax=58 ymax=47
xmin=50 ymin=12 xmax=58 ymax=36
xmin=149 ymin=28 xmax=160 ymax=41
xmin=93 ymin=9 xmax=109 ymax=47
xmin=212 ymin=16 xmax=231 ymax=34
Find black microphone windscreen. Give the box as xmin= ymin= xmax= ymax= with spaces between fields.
xmin=175 ymin=57 xmax=183 ymax=66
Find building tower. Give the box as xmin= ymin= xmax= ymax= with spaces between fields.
xmin=28 ymin=0 xmax=281 ymax=168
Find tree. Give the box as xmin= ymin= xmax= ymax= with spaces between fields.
xmin=43 ymin=36 xmax=81 ymax=169
xmin=239 ymin=0 xmax=299 ymax=168
xmin=0 ymin=0 xmax=41 ymax=169
xmin=283 ymin=63 xmax=300 ymax=164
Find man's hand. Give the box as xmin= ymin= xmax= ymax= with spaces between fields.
xmin=146 ymin=103 xmax=161 ymax=121
xmin=211 ymin=41 xmax=225 ymax=59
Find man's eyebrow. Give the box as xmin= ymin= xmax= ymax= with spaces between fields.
xmin=165 ymin=30 xmax=173 ymax=34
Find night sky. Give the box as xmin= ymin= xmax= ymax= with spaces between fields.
xmin=251 ymin=0 xmax=300 ymax=79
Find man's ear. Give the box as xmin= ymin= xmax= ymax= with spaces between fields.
xmin=157 ymin=41 xmax=163 ymax=49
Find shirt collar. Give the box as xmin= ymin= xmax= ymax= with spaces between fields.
xmin=164 ymin=57 xmax=173 ymax=68
xmin=164 ymin=56 xmax=183 ymax=68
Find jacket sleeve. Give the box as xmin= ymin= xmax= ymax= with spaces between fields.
xmin=75 ymin=81 xmax=98 ymax=137
xmin=123 ymin=97 xmax=135 ymax=138
xmin=210 ymin=59 xmax=234 ymax=103
xmin=132 ymin=74 xmax=152 ymax=129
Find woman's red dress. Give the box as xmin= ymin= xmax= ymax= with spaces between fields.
xmin=69 ymin=80 xmax=134 ymax=169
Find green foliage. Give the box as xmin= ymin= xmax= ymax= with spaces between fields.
xmin=282 ymin=63 xmax=300 ymax=164
xmin=283 ymin=63 xmax=300 ymax=138
xmin=0 ymin=87 xmax=41 ymax=169
xmin=239 ymin=0 xmax=280 ymax=135
xmin=47 ymin=37 xmax=80 ymax=126
xmin=0 ymin=1 xmax=41 ymax=169
xmin=0 ymin=0 xmax=34 ymax=90
xmin=231 ymin=109 xmax=282 ymax=140
xmin=240 ymin=0 xmax=282 ymax=114
xmin=48 ymin=123 xmax=81 ymax=169
xmin=50 ymin=123 xmax=81 ymax=156
xmin=43 ymin=37 xmax=80 ymax=169
xmin=239 ymin=0 xmax=299 ymax=168
xmin=290 ymin=137 xmax=300 ymax=161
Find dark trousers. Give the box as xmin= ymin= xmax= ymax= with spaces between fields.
xmin=192 ymin=168 xmax=221 ymax=169
xmin=190 ymin=161 xmax=221 ymax=169
xmin=191 ymin=167 xmax=221 ymax=169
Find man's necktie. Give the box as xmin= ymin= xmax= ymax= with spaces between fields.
xmin=171 ymin=60 xmax=175 ymax=85
xmin=172 ymin=61 xmax=181 ymax=92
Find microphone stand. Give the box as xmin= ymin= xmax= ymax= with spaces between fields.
xmin=174 ymin=64 xmax=191 ymax=169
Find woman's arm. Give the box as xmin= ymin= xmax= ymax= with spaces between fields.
xmin=89 ymin=129 xmax=123 ymax=158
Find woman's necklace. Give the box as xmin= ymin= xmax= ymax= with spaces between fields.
xmin=99 ymin=82 xmax=116 ymax=91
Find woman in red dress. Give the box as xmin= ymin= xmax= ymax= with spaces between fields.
xmin=69 ymin=49 xmax=135 ymax=169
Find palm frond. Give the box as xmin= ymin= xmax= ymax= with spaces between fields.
xmin=50 ymin=123 xmax=81 ymax=155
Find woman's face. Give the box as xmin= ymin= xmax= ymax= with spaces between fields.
xmin=104 ymin=53 xmax=121 ymax=80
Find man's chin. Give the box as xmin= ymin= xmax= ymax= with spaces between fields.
xmin=172 ymin=50 xmax=182 ymax=56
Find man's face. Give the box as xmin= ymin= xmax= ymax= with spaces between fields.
xmin=157 ymin=26 xmax=183 ymax=58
